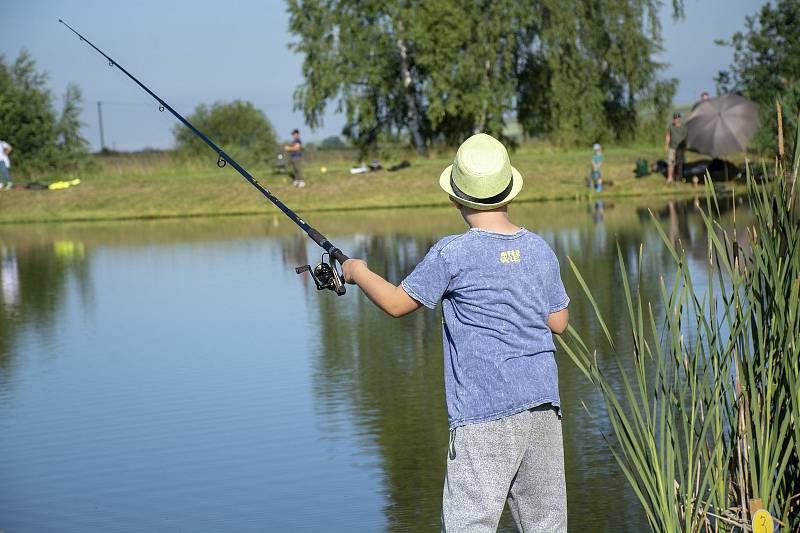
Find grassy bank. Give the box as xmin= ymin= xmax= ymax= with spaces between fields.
xmin=0 ymin=144 xmax=742 ymax=224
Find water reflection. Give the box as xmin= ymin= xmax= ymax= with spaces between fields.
xmin=0 ymin=236 xmax=91 ymax=391
xmin=1 ymin=245 xmax=19 ymax=305
xmin=308 ymin=233 xmax=446 ymax=532
xmin=0 ymin=196 xmax=745 ymax=532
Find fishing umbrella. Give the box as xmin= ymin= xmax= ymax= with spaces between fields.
xmin=686 ymin=94 xmax=760 ymax=157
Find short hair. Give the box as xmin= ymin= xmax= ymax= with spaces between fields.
xmin=701 ymin=91 xmax=709 ymax=97
xmin=673 ymin=112 xmax=682 ymax=119
xmin=291 ymin=129 xmax=300 ymax=135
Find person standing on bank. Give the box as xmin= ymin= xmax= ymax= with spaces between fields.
xmin=283 ymin=129 xmax=305 ymax=188
xmin=342 ymin=133 xmax=570 ymax=532
xmin=665 ymin=112 xmax=687 ymax=183
xmin=691 ymin=91 xmax=711 ymax=112
xmin=0 ymin=140 xmax=13 ymax=190
xmin=590 ymin=143 xmax=604 ymax=192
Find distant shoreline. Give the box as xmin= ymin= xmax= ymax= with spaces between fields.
xmin=0 ymin=145 xmax=745 ymax=225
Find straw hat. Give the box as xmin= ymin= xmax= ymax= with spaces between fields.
xmin=439 ymin=133 xmax=523 ymax=210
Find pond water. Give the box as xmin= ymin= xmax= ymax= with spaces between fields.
xmin=0 ymin=197 xmax=742 ymax=532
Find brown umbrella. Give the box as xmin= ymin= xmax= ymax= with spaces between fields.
xmin=686 ymin=94 xmax=760 ymax=157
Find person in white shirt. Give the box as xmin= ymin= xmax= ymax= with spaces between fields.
xmin=0 ymin=140 xmax=13 ymax=190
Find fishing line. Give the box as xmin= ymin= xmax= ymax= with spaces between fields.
xmin=59 ymin=19 xmax=348 ymax=295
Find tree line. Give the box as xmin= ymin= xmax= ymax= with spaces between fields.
xmin=287 ymin=0 xmax=686 ymax=155
xmin=0 ymin=51 xmax=280 ymax=176
xmin=3 ymin=0 xmax=795 ymax=176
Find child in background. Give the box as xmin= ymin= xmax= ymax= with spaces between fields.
xmin=342 ymin=133 xmax=570 ymax=532
xmin=590 ymin=143 xmax=604 ymax=192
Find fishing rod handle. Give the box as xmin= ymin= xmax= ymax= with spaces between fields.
xmin=329 ymin=248 xmax=350 ymax=265
xmin=306 ymin=228 xmax=349 ymax=265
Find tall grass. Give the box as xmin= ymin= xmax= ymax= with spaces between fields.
xmin=560 ymin=115 xmax=800 ymax=531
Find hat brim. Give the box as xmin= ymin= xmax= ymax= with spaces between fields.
xmin=439 ymin=165 xmax=523 ymax=210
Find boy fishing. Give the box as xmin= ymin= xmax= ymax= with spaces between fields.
xmin=342 ymin=133 xmax=569 ymax=532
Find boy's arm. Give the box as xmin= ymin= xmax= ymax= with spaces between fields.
xmin=547 ymin=308 xmax=569 ymax=335
xmin=342 ymin=259 xmax=423 ymax=318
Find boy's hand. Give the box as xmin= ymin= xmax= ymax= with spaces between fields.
xmin=342 ymin=258 xmax=368 ymax=284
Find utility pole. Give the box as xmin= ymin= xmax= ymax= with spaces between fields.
xmin=96 ymin=101 xmax=106 ymax=152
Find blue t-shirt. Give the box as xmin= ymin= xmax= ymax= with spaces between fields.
xmin=401 ymin=228 xmax=569 ymax=429
xmin=290 ymin=138 xmax=303 ymax=159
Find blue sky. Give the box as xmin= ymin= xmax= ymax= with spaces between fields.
xmin=3 ymin=0 xmax=761 ymax=151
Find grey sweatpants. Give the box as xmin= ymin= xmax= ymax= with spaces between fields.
xmin=290 ymin=157 xmax=304 ymax=182
xmin=441 ymin=405 xmax=567 ymax=532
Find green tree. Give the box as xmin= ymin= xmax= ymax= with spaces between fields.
xmin=412 ymin=0 xmax=530 ymax=144
xmin=0 ymin=50 xmax=57 ymax=172
xmin=288 ymin=1 xmax=429 ymax=155
xmin=173 ymin=100 xmax=278 ymax=167
xmin=56 ymin=83 xmax=90 ymax=168
xmin=0 ymin=50 xmax=89 ymax=175
xmin=320 ymin=135 xmax=347 ymax=149
xmin=516 ymin=0 xmax=677 ymax=145
xmin=715 ymin=0 xmax=800 ymax=155
xmin=288 ymin=0 xmax=682 ymax=151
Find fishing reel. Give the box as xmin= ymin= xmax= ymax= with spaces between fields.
xmin=295 ymin=253 xmax=346 ymax=296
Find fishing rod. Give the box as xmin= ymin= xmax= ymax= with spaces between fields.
xmin=59 ymin=19 xmax=348 ymax=296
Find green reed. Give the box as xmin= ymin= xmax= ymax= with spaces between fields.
xmin=560 ymin=123 xmax=800 ymax=531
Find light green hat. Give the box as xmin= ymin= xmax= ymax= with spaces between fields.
xmin=439 ymin=133 xmax=523 ymax=210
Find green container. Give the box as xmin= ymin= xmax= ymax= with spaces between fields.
xmin=635 ymin=159 xmax=649 ymax=177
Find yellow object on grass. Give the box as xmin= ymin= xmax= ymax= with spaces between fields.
xmin=48 ymin=179 xmax=81 ymax=190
